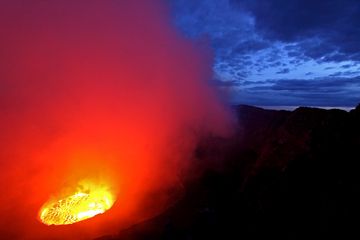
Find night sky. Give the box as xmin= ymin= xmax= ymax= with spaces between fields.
xmin=169 ymin=0 xmax=360 ymax=107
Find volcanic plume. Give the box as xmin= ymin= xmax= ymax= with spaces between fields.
xmin=0 ymin=1 xmax=232 ymax=239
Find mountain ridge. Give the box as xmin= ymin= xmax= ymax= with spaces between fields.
xmin=97 ymin=104 xmax=360 ymax=240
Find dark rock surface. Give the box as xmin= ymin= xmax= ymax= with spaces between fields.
xmin=97 ymin=105 xmax=360 ymax=240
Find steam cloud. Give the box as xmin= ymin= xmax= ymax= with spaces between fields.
xmin=0 ymin=1 xmax=232 ymax=239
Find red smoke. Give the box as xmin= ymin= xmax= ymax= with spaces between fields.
xmin=0 ymin=1 xmax=232 ymax=239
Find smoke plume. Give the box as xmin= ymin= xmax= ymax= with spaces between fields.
xmin=0 ymin=1 xmax=232 ymax=239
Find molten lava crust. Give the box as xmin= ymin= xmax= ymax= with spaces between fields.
xmin=39 ymin=187 xmax=114 ymax=225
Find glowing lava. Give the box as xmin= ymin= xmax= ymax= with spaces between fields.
xmin=39 ymin=182 xmax=115 ymax=225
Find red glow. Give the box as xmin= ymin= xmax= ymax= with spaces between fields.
xmin=0 ymin=1 xmax=232 ymax=239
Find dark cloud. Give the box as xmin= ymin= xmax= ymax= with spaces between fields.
xmin=233 ymin=39 xmax=270 ymax=54
xmin=269 ymin=62 xmax=282 ymax=68
xmin=213 ymin=79 xmax=240 ymax=87
xmin=329 ymin=70 xmax=360 ymax=77
xmin=270 ymin=77 xmax=360 ymax=91
xmin=239 ymin=76 xmax=360 ymax=106
xmin=325 ymin=66 xmax=335 ymax=70
xmin=329 ymin=72 xmax=343 ymax=77
xmin=235 ymin=0 xmax=360 ymax=62
xmin=241 ymin=80 xmax=274 ymax=86
xmin=287 ymin=51 xmax=302 ymax=58
xmin=276 ymin=68 xmax=290 ymax=74
xmin=342 ymin=64 xmax=352 ymax=69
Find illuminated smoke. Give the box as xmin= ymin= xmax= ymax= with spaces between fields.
xmin=0 ymin=1 xmax=233 ymax=239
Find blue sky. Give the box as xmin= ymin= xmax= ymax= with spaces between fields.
xmin=169 ymin=0 xmax=360 ymax=107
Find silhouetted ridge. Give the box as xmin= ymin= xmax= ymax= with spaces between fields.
xmin=98 ymin=104 xmax=360 ymax=240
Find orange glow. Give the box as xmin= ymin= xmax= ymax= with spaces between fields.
xmin=39 ymin=181 xmax=115 ymax=225
xmin=0 ymin=0 xmax=233 ymax=239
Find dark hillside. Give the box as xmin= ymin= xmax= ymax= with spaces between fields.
xmin=98 ymin=104 xmax=360 ymax=240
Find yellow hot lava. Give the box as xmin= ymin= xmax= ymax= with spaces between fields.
xmin=39 ymin=182 xmax=115 ymax=225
